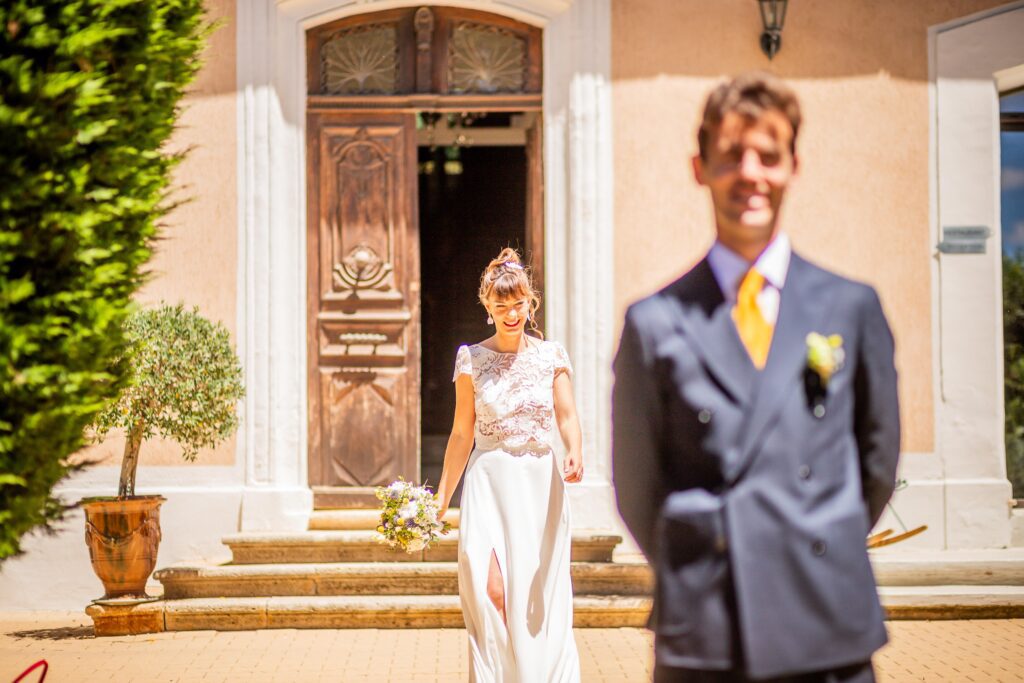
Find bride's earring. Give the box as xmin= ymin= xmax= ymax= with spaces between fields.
xmin=487 ymin=315 xmax=493 ymax=325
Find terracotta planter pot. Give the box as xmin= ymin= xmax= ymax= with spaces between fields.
xmin=82 ymin=495 xmax=166 ymax=601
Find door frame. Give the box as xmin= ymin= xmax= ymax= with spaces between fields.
xmin=303 ymin=7 xmax=546 ymax=505
xmin=235 ymin=0 xmax=615 ymax=534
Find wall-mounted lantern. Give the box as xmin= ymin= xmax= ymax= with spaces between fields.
xmin=758 ymin=0 xmax=788 ymax=60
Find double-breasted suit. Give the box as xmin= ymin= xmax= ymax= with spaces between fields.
xmin=612 ymin=247 xmax=900 ymax=679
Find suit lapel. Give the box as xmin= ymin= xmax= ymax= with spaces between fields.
xmin=727 ymin=254 xmax=828 ymax=483
xmin=667 ymin=259 xmax=756 ymax=405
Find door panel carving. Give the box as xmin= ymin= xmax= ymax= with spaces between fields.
xmin=307 ymin=112 xmax=419 ymax=505
xmin=327 ymin=130 xmax=397 ymax=295
xmin=323 ymin=372 xmax=398 ymax=486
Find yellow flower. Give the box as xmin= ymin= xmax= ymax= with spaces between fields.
xmin=806 ymin=332 xmax=845 ymax=385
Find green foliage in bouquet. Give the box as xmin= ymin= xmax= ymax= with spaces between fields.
xmin=0 ymin=0 xmax=208 ymax=558
xmin=91 ymin=305 xmax=244 ymax=498
xmin=1004 ymin=253 xmax=1024 ymax=499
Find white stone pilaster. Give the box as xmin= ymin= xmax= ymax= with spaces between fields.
xmin=541 ymin=0 xmax=619 ymax=533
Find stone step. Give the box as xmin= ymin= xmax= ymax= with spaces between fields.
xmin=156 ymin=560 xmax=653 ymax=599
xmin=155 ymin=551 xmax=1021 ymax=600
xmin=309 ymin=508 xmax=461 ymax=531
xmin=879 ymin=585 xmax=1024 ymax=619
xmin=223 ymin=530 xmax=621 ymax=564
xmin=869 ymin=549 xmax=1024 ymax=586
xmin=86 ymin=594 xmax=653 ymax=635
xmin=85 ymin=585 xmax=1024 ymax=636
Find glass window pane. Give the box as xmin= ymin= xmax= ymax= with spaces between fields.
xmin=1001 ymin=89 xmax=1024 ymax=114
xmin=1002 ymin=89 xmax=1024 ymax=499
xmin=1003 ymin=128 xmax=1024 ymax=256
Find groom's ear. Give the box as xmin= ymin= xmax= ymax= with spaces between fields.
xmin=692 ymin=153 xmax=707 ymax=186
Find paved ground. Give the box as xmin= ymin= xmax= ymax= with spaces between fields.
xmin=0 ymin=614 xmax=1022 ymax=682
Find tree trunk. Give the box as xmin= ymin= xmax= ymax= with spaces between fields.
xmin=118 ymin=420 xmax=145 ymax=498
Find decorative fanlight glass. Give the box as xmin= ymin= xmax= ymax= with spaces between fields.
xmin=321 ymin=25 xmax=399 ymax=94
xmin=448 ymin=23 xmax=526 ymax=94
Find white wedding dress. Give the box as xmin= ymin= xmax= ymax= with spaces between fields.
xmin=453 ymin=339 xmax=581 ymax=683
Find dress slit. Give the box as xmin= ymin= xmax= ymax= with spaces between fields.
xmin=488 ymin=548 xmax=508 ymax=625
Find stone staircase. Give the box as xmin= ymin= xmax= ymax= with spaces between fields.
xmin=86 ymin=510 xmax=653 ymax=636
xmin=85 ymin=510 xmax=1024 ymax=636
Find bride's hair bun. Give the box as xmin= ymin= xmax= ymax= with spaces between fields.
xmin=478 ymin=247 xmax=542 ymax=338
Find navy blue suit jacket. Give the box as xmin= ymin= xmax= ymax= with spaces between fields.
xmin=612 ymin=253 xmax=900 ymax=678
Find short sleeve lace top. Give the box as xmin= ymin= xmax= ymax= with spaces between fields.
xmin=452 ymin=339 xmax=572 ymax=453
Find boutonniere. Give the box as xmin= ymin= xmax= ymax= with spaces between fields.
xmin=805 ymin=332 xmax=845 ymax=387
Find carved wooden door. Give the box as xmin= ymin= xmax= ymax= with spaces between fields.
xmin=305 ymin=7 xmax=542 ymax=507
xmin=306 ymin=112 xmax=419 ymax=507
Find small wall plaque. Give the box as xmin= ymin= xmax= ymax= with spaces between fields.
xmin=938 ymin=226 xmax=990 ymax=254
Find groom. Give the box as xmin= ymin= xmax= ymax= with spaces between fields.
xmin=612 ymin=72 xmax=900 ymax=682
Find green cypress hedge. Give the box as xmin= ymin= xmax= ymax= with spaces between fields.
xmin=0 ymin=0 xmax=208 ymax=559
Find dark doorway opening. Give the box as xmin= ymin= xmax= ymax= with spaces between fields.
xmin=418 ymin=127 xmax=528 ymax=503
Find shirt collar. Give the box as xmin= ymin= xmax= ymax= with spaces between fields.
xmin=707 ymin=232 xmax=792 ymax=301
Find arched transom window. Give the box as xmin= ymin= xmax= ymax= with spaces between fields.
xmin=307 ymin=7 xmax=542 ymax=104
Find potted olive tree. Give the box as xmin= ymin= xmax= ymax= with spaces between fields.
xmin=83 ymin=304 xmax=244 ymax=603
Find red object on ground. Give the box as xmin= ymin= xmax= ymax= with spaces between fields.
xmin=11 ymin=659 xmax=47 ymax=683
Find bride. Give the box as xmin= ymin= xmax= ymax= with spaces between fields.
xmin=436 ymin=247 xmax=584 ymax=682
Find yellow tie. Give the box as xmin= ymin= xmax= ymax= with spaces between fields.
xmin=733 ymin=269 xmax=774 ymax=369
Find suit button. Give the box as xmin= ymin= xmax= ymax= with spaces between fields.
xmin=813 ymin=404 xmax=826 ymax=419
xmin=798 ymin=465 xmax=811 ymax=480
xmin=812 ymin=540 xmax=827 ymax=556
xmin=698 ymin=408 xmax=712 ymax=424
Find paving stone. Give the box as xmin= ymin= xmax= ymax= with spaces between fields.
xmin=3 ymin=613 xmax=1023 ymax=682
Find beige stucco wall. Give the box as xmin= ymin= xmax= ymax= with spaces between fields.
xmin=612 ymin=0 xmax=1011 ymax=454
xmin=86 ymin=0 xmax=238 ymax=468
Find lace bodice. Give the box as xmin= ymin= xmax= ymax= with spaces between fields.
xmin=453 ymin=339 xmax=573 ymax=454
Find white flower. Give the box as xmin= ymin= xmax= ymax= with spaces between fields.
xmin=399 ymin=502 xmax=418 ymax=520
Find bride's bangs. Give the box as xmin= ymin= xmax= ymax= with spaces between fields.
xmin=490 ymin=273 xmax=530 ymax=302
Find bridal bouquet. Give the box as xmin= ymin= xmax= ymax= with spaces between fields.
xmin=374 ymin=479 xmax=451 ymax=553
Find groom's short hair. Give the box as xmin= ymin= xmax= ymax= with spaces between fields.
xmin=698 ymin=71 xmax=802 ymax=160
